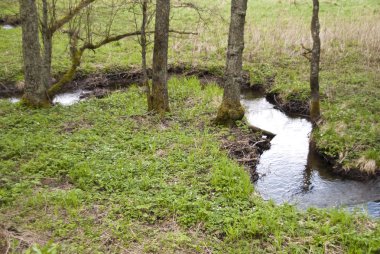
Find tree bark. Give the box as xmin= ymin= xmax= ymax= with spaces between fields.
xmin=141 ymin=0 xmax=152 ymax=111
xmin=151 ymin=0 xmax=170 ymax=114
xmin=19 ymin=0 xmax=50 ymax=107
xmin=216 ymin=0 xmax=247 ymax=125
xmin=41 ymin=0 xmax=53 ymax=90
xmin=310 ymin=0 xmax=321 ymax=121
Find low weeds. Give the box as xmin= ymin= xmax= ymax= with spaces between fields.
xmin=1 ymin=78 xmax=379 ymax=253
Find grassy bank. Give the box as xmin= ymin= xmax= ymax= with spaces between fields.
xmin=0 ymin=0 xmax=379 ymax=174
xmin=1 ymin=78 xmax=379 ymax=253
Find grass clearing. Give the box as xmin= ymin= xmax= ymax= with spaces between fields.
xmin=1 ymin=77 xmax=379 ymax=253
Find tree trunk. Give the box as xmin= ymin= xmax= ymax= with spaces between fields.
xmin=42 ymin=0 xmax=53 ymax=90
xmin=141 ymin=0 xmax=152 ymax=111
xmin=151 ymin=0 xmax=170 ymax=114
xmin=216 ymin=0 xmax=247 ymax=125
xmin=41 ymin=0 xmax=53 ymax=89
xmin=310 ymin=0 xmax=321 ymax=121
xmin=19 ymin=0 xmax=50 ymax=107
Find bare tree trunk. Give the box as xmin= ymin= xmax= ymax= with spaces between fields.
xmin=216 ymin=0 xmax=247 ymax=125
xmin=141 ymin=0 xmax=152 ymax=110
xmin=42 ymin=0 xmax=52 ymax=90
xmin=151 ymin=0 xmax=170 ymax=114
xmin=19 ymin=0 xmax=50 ymax=107
xmin=310 ymin=0 xmax=321 ymax=121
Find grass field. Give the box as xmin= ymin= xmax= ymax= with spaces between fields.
xmin=1 ymin=78 xmax=379 ymax=253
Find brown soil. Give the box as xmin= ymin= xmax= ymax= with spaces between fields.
xmin=0 ymin=65 xmax=255 ymax=99
xmin=220 ymin=127 xmax=271 ymax=182
xmin=0 ymin=65 xmax=227 ymax=98
xmin=314 ymin=147 xmax=380 ymax=181
xmin=0 ymin=15 xmax=20 ymax=26
xmin=266 ymin=93 xmax=310 ymax=117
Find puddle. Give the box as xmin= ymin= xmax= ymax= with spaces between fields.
xmin=242 ymin=90 xmax=380 ymax=218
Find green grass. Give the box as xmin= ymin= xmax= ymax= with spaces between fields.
xmin=1 ymin=0 xmax=379 ymax=172
xmin=1 ymin=78 xmax=379 ymax=253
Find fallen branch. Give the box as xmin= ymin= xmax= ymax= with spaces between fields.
xmin=246 ymin=123 xmax=276 ymax=139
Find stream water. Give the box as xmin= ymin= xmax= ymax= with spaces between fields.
xmin=2 ymin=25 xmax=14 ymax=30
xmin=4 ymin=88 xmax=379 ymax=217
xmin=8 ymin=89 xmax=90 ymax=106
xmin=241 ymin=90 xmax=380 ymax=218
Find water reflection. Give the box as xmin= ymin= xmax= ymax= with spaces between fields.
xmin=241 ymin=90 xmax=380 ymax=218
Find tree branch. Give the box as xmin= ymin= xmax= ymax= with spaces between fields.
xmin=50 ymin=0 xmax=95 ymax=33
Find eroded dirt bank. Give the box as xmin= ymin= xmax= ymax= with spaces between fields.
xmin=0 ymin=65 xmax=377 ymax=181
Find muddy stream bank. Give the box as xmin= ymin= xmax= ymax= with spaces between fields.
xmin=2 ymin=75 xmax=379 ymax=218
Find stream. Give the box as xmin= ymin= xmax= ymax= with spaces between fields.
xmin=242 ymin=90 xmax=380 ymax=218
xmin=8 ymin=89 xmax=90 ymax=106
xmin=4 ymin=88 xmax=380 ymax=218
xmin=2 ymin=25 xmax=15 ymax=30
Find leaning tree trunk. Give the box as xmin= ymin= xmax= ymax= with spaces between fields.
xmin=19 ymin=0 xmax=50 ymax=107
xmin=216 ymin=0 xmax=248 ymax=125
xmin=151 ymin=0 xmax=170 ymax=114
xmin=310 ymin=0 xmax=321 ymax=121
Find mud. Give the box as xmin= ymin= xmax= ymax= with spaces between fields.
xmin=0 ymin=15 xmax=20 ymax=26
xmin=0 ymin=66 xmax=226 ymax=98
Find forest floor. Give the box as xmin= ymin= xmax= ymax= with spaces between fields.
xmin=1 ymin=78 xmax=379 ymax=253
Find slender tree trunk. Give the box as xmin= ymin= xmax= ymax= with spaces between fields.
xmin=19 ymin=0 xmax=50 ymax=107
xmin=151 ymin=0 xmax=170 ymax=114
xmin=310 ymin=0 xmax=321 ymax=121
xmin=216 ymin=0 xmax=247 ymax=125
xmin=141 ymin=0 xmax=152 ymax=110
xmin=42 ymin=0 xmax=53 ymax=90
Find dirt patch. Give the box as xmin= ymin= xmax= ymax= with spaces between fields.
xmin=0 ymin=15 xmax=20 ymax=26
xmin=0 ymin=225 xmax=48 ymax=253
xmin=314 ymin=147 xmax=380 ymax=181
xmin=0 ymin=228 xmax=9 ymax=254
xmin=0 ymin=80 xmax=19 ymax=98
xmin=61 ymin=119 xmax=93 ymax=134
xmin=40 ymin=177 xmax=73 ymax=190
xmin=0 ymin=65 xmax=256 ymax=99
xmin=220 ymin=127 xmax=271 ymax=182
xmin=266 ymin=93 xmax=310 ymax=117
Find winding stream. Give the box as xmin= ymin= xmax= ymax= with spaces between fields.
xmin=242 ymin=90 xmax=380 ymax=218
xmin=4 ymin=88 xmax=380 ymax=217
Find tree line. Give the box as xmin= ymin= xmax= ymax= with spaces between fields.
xmin=18 ymin=0 xmax=321 ymax=123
